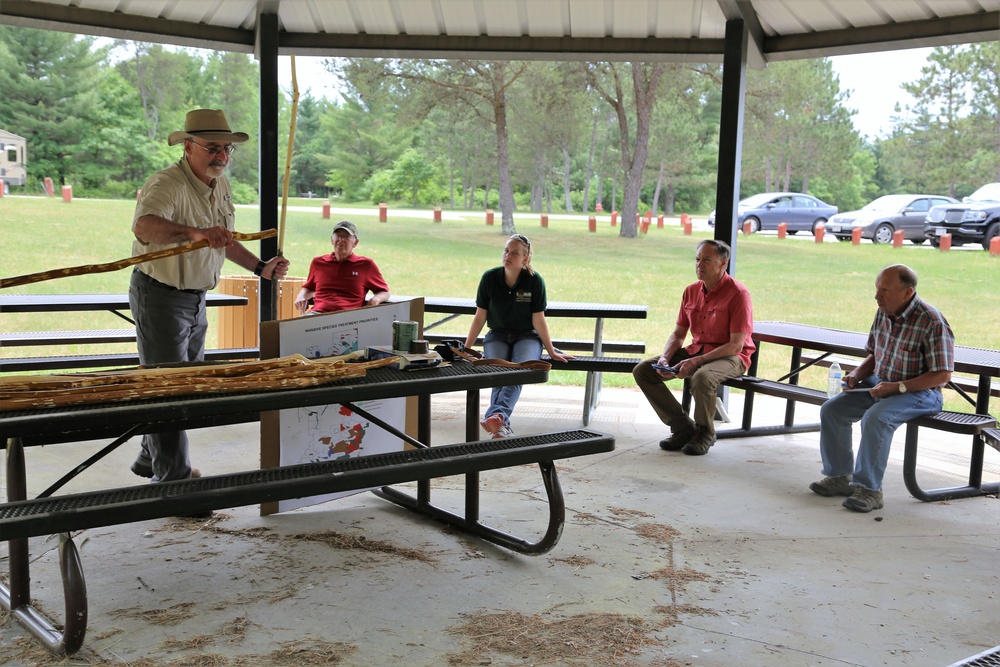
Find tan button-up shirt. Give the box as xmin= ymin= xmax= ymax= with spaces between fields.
xmin=132 ymin=158 xmax=236 ymax=291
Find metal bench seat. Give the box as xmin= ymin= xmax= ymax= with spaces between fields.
xmin=0 ymin=429 xmax=614 ymax=541
xmin=0 ymin=347 xmax=260 ymax=373
xmin=903 ymin=411 xmax=998 ymax=502
xmin=0 ymin=328 xmax=136 ymax=347
xmin=0 ymin=428 xmax=614 ymax=655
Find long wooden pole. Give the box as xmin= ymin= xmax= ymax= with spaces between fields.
xmin=278 ymin=54 xmax=300 ymax=256
xmin=0 ymin=229 xmax=276 ymax=289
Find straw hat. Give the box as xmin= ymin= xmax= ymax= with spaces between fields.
xmin=167 ymin=109 xmax=250 ymax=146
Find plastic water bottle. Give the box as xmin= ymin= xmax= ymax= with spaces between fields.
xmin=827 ymin=361 xmax=843 ymax=398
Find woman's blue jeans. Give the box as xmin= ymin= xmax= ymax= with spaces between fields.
xmin=483 ymin=329 xmax=543 ymax=427
xmin=819 ymin=375 xmax=943 ymax=491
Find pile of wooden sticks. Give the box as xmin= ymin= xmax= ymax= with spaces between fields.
xmin=0 ymin=354 xmax=399 ymax=411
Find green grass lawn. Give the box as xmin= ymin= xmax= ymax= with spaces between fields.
xmin=2 ymin=194 xmax=998 ymax=413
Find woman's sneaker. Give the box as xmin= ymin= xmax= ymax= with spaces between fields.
xmin=494 ymin=425 xmax=514 ymax=439
xmin=481 ymin=414 xmax=505 ymax=437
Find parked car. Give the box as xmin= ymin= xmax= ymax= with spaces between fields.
xmin=924 ymin=183 xmax=1000 ymax=249
xmin=707 ymin=192 xmax=837 ymax=234
xmin=827 ymin=194 xmax=958 ymax=244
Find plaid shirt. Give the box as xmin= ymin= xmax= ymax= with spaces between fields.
xmin=867 ymin=294 xmax=954 ymax=384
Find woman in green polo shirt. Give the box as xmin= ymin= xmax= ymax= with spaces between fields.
xmin=465 ymin=234 xmax=571 ymax=438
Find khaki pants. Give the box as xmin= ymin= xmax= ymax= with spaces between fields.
xmin=632 ymin=352 xmax=745 ymax=436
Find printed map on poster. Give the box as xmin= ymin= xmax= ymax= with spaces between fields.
xmin=271 ymin=301 xmax=414 ymax=513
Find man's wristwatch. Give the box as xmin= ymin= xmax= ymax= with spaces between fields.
xmin=898 ymin=381 xmax=907 ymax=394
xmin=253 ymin=259 xmax=267 ymax=277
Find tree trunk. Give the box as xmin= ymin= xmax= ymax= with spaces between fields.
xmin=490 ymin=65 xmax=518 ymax=235
xmin=652 ymin=159 xmax=665 ymax=216
xmin=615 ymin=63 xmax=664 ymax=238
xmin=562 ymin=147 xmax=574 ymax=213
xmin=448 ymin=138 xmax=456 ymax=208
xmin=665 ymin=182 xmax=675 ymax=215
xmin=582 ymin=113 xmax=598 ymax=214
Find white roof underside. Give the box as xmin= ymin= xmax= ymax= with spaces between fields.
xmin=1 ymin=0 xmax=997 ymax=64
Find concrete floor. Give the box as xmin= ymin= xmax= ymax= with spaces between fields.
xmin=2 ymin=383 xmax=999 ymax=667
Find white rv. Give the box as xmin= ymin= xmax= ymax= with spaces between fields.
xmin=0 ymin=129 xmax=27 ymax=194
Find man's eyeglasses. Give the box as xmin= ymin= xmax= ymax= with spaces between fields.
xmin=509 ymin=234 xmax=530 ymax=248
xmin=188 ymin=139 xmax=236 ymax=156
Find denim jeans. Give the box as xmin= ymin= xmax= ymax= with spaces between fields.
xmin=818 ymin=375 xmax=943 ymax=492
xmin=483 ymin=329 xmax=543 ymax=427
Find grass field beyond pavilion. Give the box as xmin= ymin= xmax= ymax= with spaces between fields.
xmin=2 ymin=195 xmax=997 ymax=413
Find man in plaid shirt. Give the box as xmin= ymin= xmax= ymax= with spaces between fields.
xmin=809 ymin=264 xmax=954 ymax=512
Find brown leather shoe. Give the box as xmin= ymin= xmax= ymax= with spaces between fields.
xmin=681 ymin=428 xmax=715 ymax=456
xmin=659 ymin=419 xmax=695 ymax=451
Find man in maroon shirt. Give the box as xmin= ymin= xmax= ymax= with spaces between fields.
xmin=294 ymin=220 xmax=390 ymax=314
xmin=633 ymin=240 xmax=755 ymax=455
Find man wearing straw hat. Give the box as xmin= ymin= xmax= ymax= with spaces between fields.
xmin=129 ymin=109 xmax=290 ymax=489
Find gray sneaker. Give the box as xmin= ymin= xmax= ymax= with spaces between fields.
xmin=843 ymin=487 xmax=884 ymax=513
xmin=681 ymin=428 xmax=715 ymax=456
xmin=809 ymin=475 xmax=853 ymax=497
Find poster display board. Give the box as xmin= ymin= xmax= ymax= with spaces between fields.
xmin=258 ymin=299 xmax=424 ymax=515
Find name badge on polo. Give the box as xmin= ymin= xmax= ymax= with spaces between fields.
xmin=515 ymin=290 xmax=532 ymax=303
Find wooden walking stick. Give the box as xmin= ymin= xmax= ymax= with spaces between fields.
xmin=278 ymin=54 xmax=301 ymax=257
xmin=0 ymin=229 xmax=276 ymax=289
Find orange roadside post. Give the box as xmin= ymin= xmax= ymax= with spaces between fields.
xmin=682 ymin=218 xmax=692 ymax=235
xmin=540 ymin=214 xmax=548 ymax=228
xmin=588 ymin=216 xmax=597 ymax=232
xmin=657 ymin=214 xmax=664 ymax=228
xmin=610 ymin=210 xmax=617 ymax=226
xmin=136 ymin=188 xmax=142 ymax=201
xmin=433 ymin=207 xmax=441 ymax=223
xmin=486 ymin=209 xmax=494 ymax=225
xmin=378 ymin=202 xmax=388 ymax=222
xmin=939 ymin=233 xmax=952 ymax=251
xmin=777 ymin=222 xmax=787 ymax=239
xmin=814 ymin=223 xmax=825 ymax=243
xmin=44 ymin=177 xmax=54 ymax=196
xmin=322 ymin=201 xmax=330 ymax=219
xmin=892 ymin=229 xmax=904 ymax=247
xmin=61 ymin=185 xmax=72 ymax=203
xmin=742 ymin=221 xmax=751 ymax=235
xmin=990 ymin=236 xmax=1000 ymax=257
xmin=851 ymin=227 xmax=862 ymax=245
xmin=640 ymin=219 xmax=650 ymax=234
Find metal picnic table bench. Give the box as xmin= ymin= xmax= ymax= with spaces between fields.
xmin=389 ymin=295 xmax=648 ymax=424
xmin=0 ymin=361 xmax=615 ymax=655
xmin=702 ymin=321 xmax=1000 ymax=503
xmin=0 ymin=293 xmax=255 ymax=372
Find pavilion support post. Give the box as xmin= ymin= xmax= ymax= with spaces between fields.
xmin=715 ymin=18 xmax=748 ymax=276
xmin=256 ymin=10 xmax=280 ymax=323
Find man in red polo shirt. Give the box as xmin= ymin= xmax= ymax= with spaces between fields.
xmin=294 ymin=220 xmax=390 ymax=314
xmin=633 ymin=240 xmax=755 ymax=455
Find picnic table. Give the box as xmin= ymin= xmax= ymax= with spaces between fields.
xmin=0 ymin=361 xmax=614 ymax=654
xmin=388 ymin=295 xmax=648 ymax=423
xmin=712 ymin=321 xmax=1000 ymax=502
